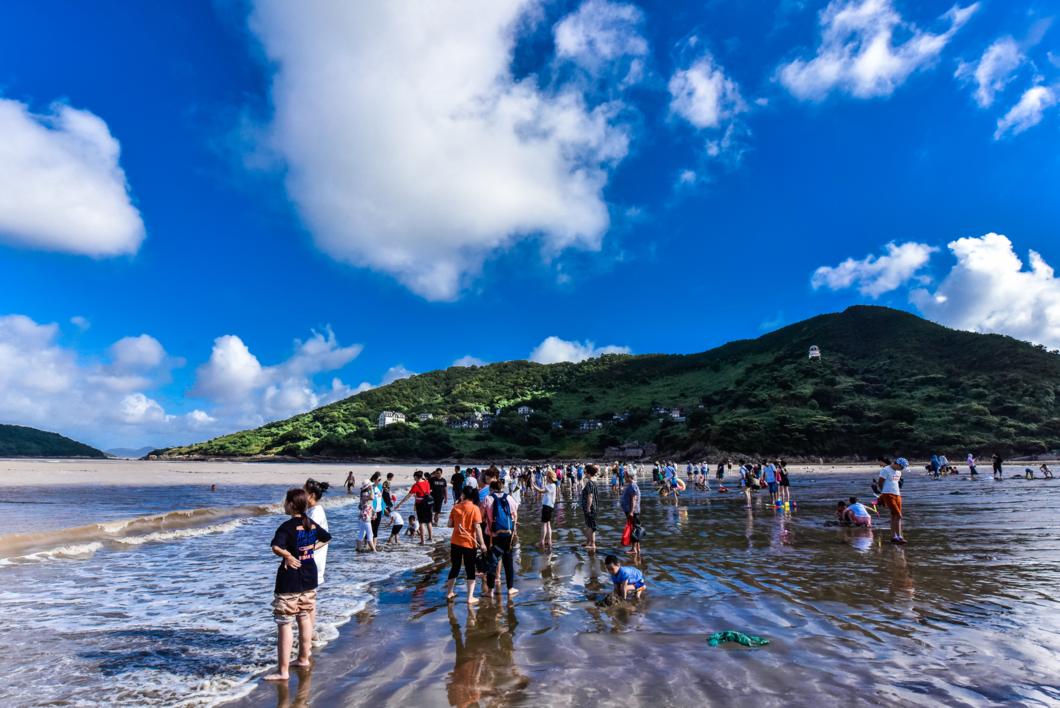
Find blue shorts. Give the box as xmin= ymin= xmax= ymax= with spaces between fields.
xmin=768 ymin=482 xmax=778 ymax=494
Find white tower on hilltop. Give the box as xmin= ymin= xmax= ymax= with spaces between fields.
xmin=808 ymin=345 xmax=821 ymax=360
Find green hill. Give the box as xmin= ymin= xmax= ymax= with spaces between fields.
xmin=0 ymin=424 xmax=106 ymax=458
xmin=158 ymin=306 xmax=1060 ymax=461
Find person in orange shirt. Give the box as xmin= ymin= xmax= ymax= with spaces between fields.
xmin=446 ymin=486 xmax=487 ymax=604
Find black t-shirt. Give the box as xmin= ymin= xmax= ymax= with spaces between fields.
xmin=270 ymin=517 xmax=332 ymax=594
xmin=451 ymin=472 xmax=465 ymax=491
xmin=581 ymin=480 xmax=598 ymax=513
xmin=430 ymin=477 xmax=448 ymax=500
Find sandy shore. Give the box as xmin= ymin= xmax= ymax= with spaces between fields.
xmin=2 ymin=458 xmax=1044 ymax=489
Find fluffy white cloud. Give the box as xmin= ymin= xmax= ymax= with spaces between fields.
xmin=554 ymin=0 xmax=648 ymax=80
xmin=994 ymin=85 xmax=1057 ymax=139
xmin=249 ymin=1 xmax=631 ymax=301
xmin=529 ymin=336 xmax=630 ymax=364
xmin=192 ymin=328 xmax=362 ymax=423
xmin=956 ymin=36 xmax=1023 ymax=108
xmin=669 ymin=54 xmax=746 ymax=129
xmin=70 ymin=315 xmax=90 ymax=331
xmin=778 ymin=0 xmax=978 ymax=101
xmin=911 ymin=233 xmax=1060 ymax=349
xmin=812 ymin=241 xmax=937 ymax=297
xmin=381 ymin=365 xmax=416 ymax=385
xmin=452 ymin=355 xmax=487 ymax=368
xmin=0 ymin=99 xmax=144 ymax=255
xmin=0 ymin=315 xmax=185 ymax=446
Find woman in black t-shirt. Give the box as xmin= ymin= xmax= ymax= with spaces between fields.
xmin=264 ymin=488 xmax=332 ymax=682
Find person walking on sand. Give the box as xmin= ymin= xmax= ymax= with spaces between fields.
xmin=446 ymin=486 xmax=487 ymax=605
xmin=483 ymin=479 xmax=519 ymax=597
xmin=580 ymin=464 xmax=599 ymax=551
xmin=878 ymin=458 xmax=908 ymax=545
xmin=532 ymin=469 xmax=558 ymax=549
xmin=396 ymin=470 xmax=435 ymax=544
xmin=620 ymin=470 xmax=641 ymax=557
xmin=264 ymin=488 xmax=332 ymax=682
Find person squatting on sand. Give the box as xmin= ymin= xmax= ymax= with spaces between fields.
xmin=265 ymin=488 xmax=332 ymax=682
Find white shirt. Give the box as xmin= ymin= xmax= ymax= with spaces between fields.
xmin=542 ymin=482 xmax=557 ymax=508
xmin=848 ymin=502 xmax=870 ymax=518
xmin=878 ymin=466 xmax=902 ymax=496
xmin=306 ymin=504 xmax=329 ymax=584
xmin=390 ymin=509 xmax=404 ymax=526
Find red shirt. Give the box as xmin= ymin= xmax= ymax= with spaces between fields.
xmin=411 ymin=480 xmax=431 ymax=500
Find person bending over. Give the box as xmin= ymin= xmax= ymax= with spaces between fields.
xmin=604 ymin=555 xmax=646 ymax=602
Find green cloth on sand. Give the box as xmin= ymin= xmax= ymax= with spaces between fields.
xmin=708 ymin=631 xmax=769 ymax=647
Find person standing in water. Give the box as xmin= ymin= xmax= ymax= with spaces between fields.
xmin=620 ymin=469 xmax=641 ymax=557
xmin=992 ymin=453 xmax=1004 ymax=480
xmin=878 ymin=458 xmax=908 ymax=545
xmin=967 ymin=453 xmax=978 ymax=477
xmin=483 ymin=479 xmax=519 ymax=597
xmin=396 ymin=470 xmax=435 ymax=544
xmin=344 ymin=471 xmax=355 ymax=494
xmin=303 ymin=479 xmax=330 ymax=629
xmin=532 ymin=469 xmax=558 ymax=549
xmin=580 ymin=464 xmax=599 ymax=551
xmin=451 ymin=466 xmax=465 ymax=504
xmin=430 ymin=468 xmax=448 ymax=525
xmin=446 ymin=486 xmax=486 ymax=604
xmin=264 ymin=488 xmax=332 ymax=682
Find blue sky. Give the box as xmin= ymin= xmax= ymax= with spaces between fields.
xmin=1 ymin=0 xmax=1059 ymax=449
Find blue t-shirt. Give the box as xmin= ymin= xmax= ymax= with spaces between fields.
xmin=611 ymin=566 xmax=645 ymax=590
xmin=763 ymin=465 xmax=777 ymax=484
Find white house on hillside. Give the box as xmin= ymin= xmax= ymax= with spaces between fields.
xmin=417 ymin=413 xmax=433 ymax=422
xmin=377 ymin=411 xmax=406 ymax=428
xmin=809 ymin=345 xmax=821 ymax=360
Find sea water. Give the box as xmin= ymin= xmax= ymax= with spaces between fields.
xmin=0 ymin=482 xmax=446 ymax=706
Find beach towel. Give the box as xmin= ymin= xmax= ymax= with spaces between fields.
xmin=708 ymin=631 xmax=769 ymax=647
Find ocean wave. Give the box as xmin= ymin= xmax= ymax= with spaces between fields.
xmin=0 ymin=503 xmax=276 ymax=563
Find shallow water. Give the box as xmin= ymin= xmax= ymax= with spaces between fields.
xmin=8 ymin=470 xmax=1060 ymax=706
xmin=238 ymin=471 xmax=1060 ymax=708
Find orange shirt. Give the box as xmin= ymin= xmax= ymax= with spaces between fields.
xmin=449 ymin=500 xmax=482 ymax=549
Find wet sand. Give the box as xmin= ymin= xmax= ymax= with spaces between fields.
xmin=236 ymin=470 xmax=1060 ymax=708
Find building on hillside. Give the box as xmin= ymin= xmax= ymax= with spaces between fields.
xmin=551 ymin=420 xmax=564 ymax=430
xmin=809 ymin=345 xmax=821 ymax=360
xmin=417 ymin=413 xmax=433 ymax=422
xmin=652 ymin=406 xmax=670 ymax=418
xmin=578 ymin=419 xmax=604 ymax=432
xmin=612 ymin=412 xmax=629 ymax=422
xmin=377 ymin=411 xmax=406 ymax=428
xmin=670 ymin=408 xmax=686 ymax=423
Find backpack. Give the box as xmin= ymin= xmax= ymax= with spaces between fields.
xmin=491 ymin=493 xmax=514 ymax=534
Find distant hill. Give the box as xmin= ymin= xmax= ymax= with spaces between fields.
xmin=105 ymin=447 xmax=158 ymax=459
xmin=0 ymin=424 xmax=106 ymax=458
xmin=158 ymin=306 xmax=1060 ymax=461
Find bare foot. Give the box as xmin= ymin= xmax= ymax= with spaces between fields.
xmin=446 ymin=592 xmax=457 ymax=601
xmin=467 ymin=595 xmax=479 ymax=605
xmin=263 ymin=673 xmax=289 ymax=682
xmin=508 ymin=588 xmax=519 ymax=597
xmin=292 ymin=658 xmax=311 ymax=667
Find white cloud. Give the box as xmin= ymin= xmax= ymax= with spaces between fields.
xmin=192 ymin=328 xmax=362 ymax=423
xmin=677 ymin=169 xmax=698 ymax=185
xmin=453 ymin=355 xmax=487 ymax=367
xmin=669 ymin=53 xmax=746 ymax=129
xmin=778 ymin=0 xmax=978 ymax=101
xmin=249 ymin=0 xmax=632 ymax=301
xmin=911 ymin=233 xmax=1060 ymax=349
xmin=812 ymin=241 xmax=937 ymax=297
xmin=0 ymin=315 xmax=178 ymax=447
xmin=529 ymin=335 xmax=630 ymax=364
xmin=0 ymin=99 xmax=144 ymax=255
xmin=994 ymin=85 xmax=1057 ymax=139
xmin=381 ymin=365 xmax=416 ymax=385
xmin=956 ymin=36 xmax=1023 ymax=108
xmin=109 ymin=334 xmax=166 ymax=370
xmin=553 ymin=0 xmax=648 ymax=81
xmin=70 ymin=315 xmax=90 ymax=331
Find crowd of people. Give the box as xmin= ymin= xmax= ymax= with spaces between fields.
xmin=263 ymin=450 xmax=1041 ymax=681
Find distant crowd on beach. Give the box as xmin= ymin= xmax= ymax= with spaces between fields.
xmin=259 ymin=449 xmax=1056 ymax=682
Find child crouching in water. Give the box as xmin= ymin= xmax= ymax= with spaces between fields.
xmin=387 ymin=507 xmax=404 ymax=546
xmin=604 ymin=554 xmax=646 ymax=602
xmin=406 ymin=512 xmax=419 ymax=538
xmin=265 ymin=488 xmax=332 ymax=682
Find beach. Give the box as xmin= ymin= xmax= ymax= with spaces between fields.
xmin=3 ymin=460 xmax=1059 ymax=706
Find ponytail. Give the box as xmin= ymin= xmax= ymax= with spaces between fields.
xmin=284 ymin=488 xmax=314 ymax=530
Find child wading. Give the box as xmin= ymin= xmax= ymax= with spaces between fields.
xmin=265 ymin=488 xmax=332 ymax=682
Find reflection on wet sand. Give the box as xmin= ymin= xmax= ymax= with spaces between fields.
xmin=447 ymin=602 xmax=528 ymax=708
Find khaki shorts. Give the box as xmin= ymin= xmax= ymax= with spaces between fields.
xmin=879 ymin=493 xmax=902 ymax=518
xmin=272 ymin=590 xmax=317 ymax=624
